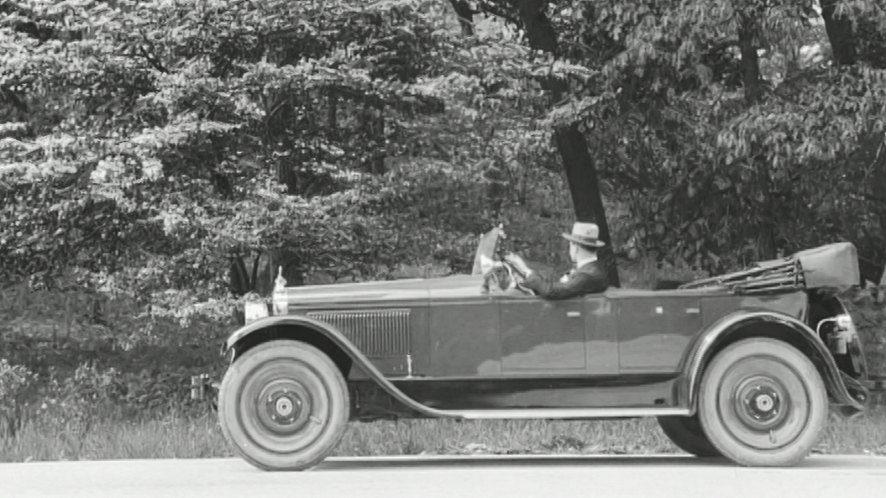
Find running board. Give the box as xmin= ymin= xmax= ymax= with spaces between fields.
xmin=425 ymin=407 xmax=691 ymax=420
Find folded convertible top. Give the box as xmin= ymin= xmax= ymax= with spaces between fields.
xmin=679 ymin=242 xmax=860 ymax=294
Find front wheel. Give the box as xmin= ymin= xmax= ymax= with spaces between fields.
xmin=218 ymin=340 xmax=350 ymax=471
xmin=697 ymin=338 xmax=828 ymax=467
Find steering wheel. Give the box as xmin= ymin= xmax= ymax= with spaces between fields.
xmin=482 ymin=257 xmax=535 ymax=296
xmin=504 ymin=259 xmax=536 ymax=296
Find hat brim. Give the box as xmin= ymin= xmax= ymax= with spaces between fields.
xmin=562 ymin=233 xmax=606 ymax=248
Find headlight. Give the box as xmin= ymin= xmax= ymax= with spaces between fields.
xmin=244 ymin=302 xmax=269 ymax=323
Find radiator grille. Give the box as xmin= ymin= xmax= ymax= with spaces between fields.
xmin=306 ymin=309 xmax=411 ymax=356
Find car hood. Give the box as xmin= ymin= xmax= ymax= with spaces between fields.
xmin=280 ymin=274 xmax=486 ymax=307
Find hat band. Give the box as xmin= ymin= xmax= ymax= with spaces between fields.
xmin=562 ymin=232 xmax=605 ymax=246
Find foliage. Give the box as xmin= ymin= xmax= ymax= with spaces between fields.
xmin=0 ymin=359 xmax=38 ymax=438
xmin=0 ymin=0 xmax=565 ymax=321
xmin=2 ymin=1 xmax=886 ymax=359
xmin=536 ymin=0 xmax=886 ymax=272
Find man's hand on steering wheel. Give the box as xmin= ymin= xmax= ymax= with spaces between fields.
xmin=503 ymin=252 xmax=533 ymax=279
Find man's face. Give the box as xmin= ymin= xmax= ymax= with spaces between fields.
xmin=568 ymin=242 xmax=578 ymax=263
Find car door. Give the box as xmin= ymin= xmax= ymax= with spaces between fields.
xmin=499 ymin=296 xmax=586 ymax=372
xmin=616 ymin=294 xmax=703 ymax=373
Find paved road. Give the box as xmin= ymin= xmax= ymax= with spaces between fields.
xmin=1 ymin=454 xmax=885 ymax=498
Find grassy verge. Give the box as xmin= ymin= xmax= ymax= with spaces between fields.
xmin=2 ymin=408 xmax=885 ymax=462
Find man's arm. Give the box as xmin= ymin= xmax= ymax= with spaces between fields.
xmin=523 ymin=269 xmax=608 ymax=300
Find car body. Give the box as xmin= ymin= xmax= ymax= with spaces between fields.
xmin=206 ymin=228 xmax=871 ymax=470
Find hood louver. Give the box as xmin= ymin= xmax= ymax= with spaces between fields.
xmin=306 ymin=309 xmax=411 ymax=356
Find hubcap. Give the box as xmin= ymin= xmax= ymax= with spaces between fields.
xmin=258 ymin=379 xmax=311 ymax=430
xmin=718 ymin=357 xmax=809 ymax=451
xmin=736 ymin=378 xmax=784 ymax=427
xmin=276 ymin=397 xmax=295 ymax=417
xmin=265 ymin=388 xmax=304 ymax=425
xmin=755 ymin=394 xmax=774 ymax=412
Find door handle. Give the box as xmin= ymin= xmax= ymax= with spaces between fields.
xmin=567 ymin=311 xmax=581 ymax=318
xmin=686 ymin=307 xmax=700 ymax=314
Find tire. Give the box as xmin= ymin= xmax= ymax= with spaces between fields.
xmin=697 ymin=338 xmax=828 ymax=467
xmin=657 ymin=414 xmax=721 ymax=457
xmin=218 ymin=340 xmax=350 ymax=471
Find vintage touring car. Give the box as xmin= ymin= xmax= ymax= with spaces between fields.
xmin=198 ymin=227 xmax=871 ymax=470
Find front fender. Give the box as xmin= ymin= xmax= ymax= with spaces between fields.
xmin=682 ymin=310 xmax=866 ymax=417
xmin=222 ymin=315 xmax=462 ymax=419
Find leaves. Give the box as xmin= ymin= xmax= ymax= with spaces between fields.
xmin=540 ymin=0 xmax=886 ymax=270
xmin=1 ymin=0 xmax=559 ymax=318
xmin=4 ymin=0 xmax=886 ymax=322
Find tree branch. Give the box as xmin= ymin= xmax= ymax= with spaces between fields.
xmin=139 ymin=46 xmax=169 ymax=73
xmin=705 ymin=38 xmax=740 ymax=56
xmin=476 ymin=0 xmax=521 ymax=27
xmin=449 ymin=0 xmax=476 ymax=36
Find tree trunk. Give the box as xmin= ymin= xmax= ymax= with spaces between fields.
xmin=820 ymin=0 xmax=886 ymax=68
xmin=229 ymin=256 xmax=251 ymax=296
xmin=449 ymin=0 xmax=475 ymax=36
xmin=514 ymin=0 xmax=620 ymax=286
xmin=820 ymin=0 xmax=857 ymax=66
xmin=737 ymin=12 xmax=763 ymax=104
xmin=855 ymin=18 xmax=886 ymax=69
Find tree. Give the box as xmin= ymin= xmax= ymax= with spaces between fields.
xmin=464 ymin=0 xmax=621 ymax=285
xmin=531 ymin=0 xmax=886 ymax=273
xmin=0 ymin=0 xmax=453 ymax=318
xmin=1 ymin=0 xmax=579 ymax=323
xmin=821 ymin=0 xmax=886 ymax=68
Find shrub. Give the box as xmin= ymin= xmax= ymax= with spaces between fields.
xmin=0 ymin=359 xmax=38 ymax=438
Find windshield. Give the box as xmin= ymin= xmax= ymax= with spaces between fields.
xmin=471 ymin=226 xmax=502 ymax=275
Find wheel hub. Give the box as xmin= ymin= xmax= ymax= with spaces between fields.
xmin=734 ymin=376 xmax=788 ymax=429
xmin=275 ymin=396 xmax=295 ymax=417
xmin=744 ymin=386 xmax=780 ymax=421
xmin=256 ymin=379 xmax=312 ymax=430
xmin=754 ymin=393 xmax=775 ymax=412
xmin=267 ymin=391 xmax=303 ymax=423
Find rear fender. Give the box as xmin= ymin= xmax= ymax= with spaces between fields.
xmin=682 ymin=311 xmax=866 ymax=417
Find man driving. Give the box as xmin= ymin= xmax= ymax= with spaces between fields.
xmin=504 ymin=222 xmax=609 ymax=300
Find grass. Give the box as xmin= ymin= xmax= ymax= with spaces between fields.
xmin=2 ymin=407 xmax=885 ymax=462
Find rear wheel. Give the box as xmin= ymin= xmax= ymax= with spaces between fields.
xmin=218 ymin=340 xmax=350 ymax=471
xmin=697 ymin=338 xmax=828 ymax=467
xmin=657 ymin=414 xmax=721 ymax=457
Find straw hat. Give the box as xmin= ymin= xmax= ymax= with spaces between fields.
xmin=561 ymin=222 xmax=606 ymax=248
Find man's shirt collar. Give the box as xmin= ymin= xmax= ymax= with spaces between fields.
xmin=575 ymin=254 xmax=598 ymax=268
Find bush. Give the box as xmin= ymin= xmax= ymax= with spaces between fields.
xmin=0 ymin=359 xmax=38 ymax=438
xmin=843 ymin=288 xmax=886 ymax=379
